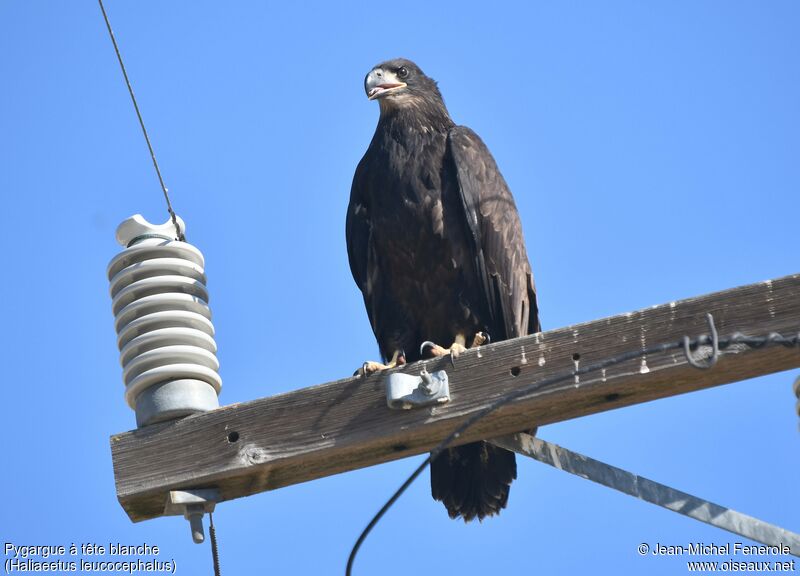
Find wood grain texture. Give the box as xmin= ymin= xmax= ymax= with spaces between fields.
xmin=111 ymin=274 xmax=800 ymax=521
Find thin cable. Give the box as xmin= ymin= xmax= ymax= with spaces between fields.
xmin=345 ymin=455 xmax=431 ymax=576
xmin=97 ymin=0 xmax=185 ymax=242
xmin=345 ymin=322 xmax=800 ymax=575
xmin=209 ymin=512 xmax=221 ymax=576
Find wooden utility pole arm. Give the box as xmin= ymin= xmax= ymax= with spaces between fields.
xmin=111 ymin=274 xmax=800 ymax=522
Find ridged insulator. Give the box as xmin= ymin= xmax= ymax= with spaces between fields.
xmin=108 ymin=214 xmax=221 ymax=426
xmin=794 ymin=375 xmax=800 ymax=418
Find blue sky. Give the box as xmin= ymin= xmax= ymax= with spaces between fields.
xmin=2 ymin=1 xmax=799 ymax=574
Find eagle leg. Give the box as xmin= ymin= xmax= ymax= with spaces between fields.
xmin=355 ymin=349 xmax=406 ymax=377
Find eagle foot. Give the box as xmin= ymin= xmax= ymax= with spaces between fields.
xmin=471 ymin=332 xmax=490 ymax=348
xmin=420 ymin=333 xmax=486 ymax=366
xmin=354 ymin=350 xmax=406 ymax=378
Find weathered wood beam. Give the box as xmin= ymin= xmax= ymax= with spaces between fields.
xmin=111 ymin=273 xmax=800 ymax=522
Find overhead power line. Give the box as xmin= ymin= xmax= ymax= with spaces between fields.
xmin=97 ymin=0 xmax=184 ymax=241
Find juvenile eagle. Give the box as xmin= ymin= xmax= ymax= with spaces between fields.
xmin=346 ymin=58 xmax=539 ymax=521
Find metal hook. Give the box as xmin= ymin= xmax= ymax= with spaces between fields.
xmin=683 ymin=313 xmax=719 ymax=369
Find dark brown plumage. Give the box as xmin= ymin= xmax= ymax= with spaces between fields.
xmin=346 ymin=58 xmax=539 ymax=521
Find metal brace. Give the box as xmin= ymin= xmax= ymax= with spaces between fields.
xmin=164 ymin=489 xmax=219 ymax=543
xmin=489 ymin=433 xmax=800 ymax=556
xmin=386 ymin=368 xmax=450 ymax=409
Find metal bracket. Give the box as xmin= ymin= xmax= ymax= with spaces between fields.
xmin=164 ymin=489 xmax=219 ymax=543
xmin=386 ymin=368 xmax=450 ymax=409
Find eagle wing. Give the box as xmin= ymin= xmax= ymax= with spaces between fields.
xmin=346 ymin=161 xmax=369 ymax=294
xmin=447 ymin=125 xmax=540 ymax=340
xmin=429 ymin=126 xmax=539 ymax=521
xmin=346 ymin=158 xmax=381 ymax=345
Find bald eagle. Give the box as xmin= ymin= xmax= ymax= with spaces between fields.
xmin=346 ymin=58 xmax=539 ymax=522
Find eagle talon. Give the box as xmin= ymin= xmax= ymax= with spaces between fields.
xmin=449 ymin=343 xmax=467 ymax=366
xmin=355 ymin=361 xmax=383 ymax=377
xmin=420 ymin=339 xmax=468 ymax=366
xmin=420 ymin=340 xmax=449 ymax=358
xmin=471 ymin=332 xmax=490 ymax=347
xmin=355 ymin=350 xmax=406 ymax=378
xmin=420 ymin=341 xmax=437 ymax=357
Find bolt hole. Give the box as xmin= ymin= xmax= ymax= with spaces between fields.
xmin=572 ymin=353 xmax=581 ymax=361
xmin=392 ymin=444 xmax=408 ymax=452
xmin=510 ymin=366 xmax=521 ymax=377
xmin=227 ymin=431 xmax=240 ymax=443
xmin=605 ymin=393 xmax=620 ymax=402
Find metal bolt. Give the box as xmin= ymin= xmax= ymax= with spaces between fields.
xmin=185 ymin=504 xmax=206 ymax=543
xmin=419 ymin=368 xmax=435 ymax=395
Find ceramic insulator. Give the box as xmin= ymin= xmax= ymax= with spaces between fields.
xmin=108 ymin=214 xmax=221 ymax=426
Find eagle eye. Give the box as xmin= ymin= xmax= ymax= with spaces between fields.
xmin=397 ymin=66 xmax=409 ymax=79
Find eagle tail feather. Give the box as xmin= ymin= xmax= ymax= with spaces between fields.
xmin=430 ymin=441 xmax=517 ymax=522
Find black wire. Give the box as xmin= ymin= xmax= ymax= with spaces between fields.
xmin=209 ymin=512 xmax=221 ymax=576
xmin=97 ymin=0 xmax=185 ymax=242
xmin=345 ymin=324 xmax=800 ymax=575
xmin=345 ymin=455 xmax=432 ymax=576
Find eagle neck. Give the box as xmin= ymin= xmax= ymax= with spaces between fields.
xmin=378 ymin=105 xmax=455 ymax=138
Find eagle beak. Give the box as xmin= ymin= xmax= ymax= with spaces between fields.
xmin=365 ymin=68 xmax=407 ymax=100
xmin=367 ymin=83 xmax=407 ymax=100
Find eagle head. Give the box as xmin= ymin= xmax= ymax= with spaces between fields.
xmin=364 ymin=58 xmax=445 ymax=113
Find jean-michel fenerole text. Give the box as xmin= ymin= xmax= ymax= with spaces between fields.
xmin=651 ymin=543 xmax=791 ymax=556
